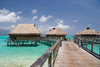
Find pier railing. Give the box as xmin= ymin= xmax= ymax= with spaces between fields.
xmin=30 ymin=39 xmax=61 ymax=67
xmin=74 ymin=37 xmax=100 ymax=59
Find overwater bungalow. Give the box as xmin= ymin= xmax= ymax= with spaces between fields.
xmin=8 ymin=24 xmax=42 ymax=46
xmin=46 ymin=28 xmax=67 ymax=39
xmin=75 ymin=27 xmax=98 ymax=39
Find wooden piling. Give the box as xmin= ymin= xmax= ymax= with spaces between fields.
xmin=7 ymin=41 xmax=8 ymax=46
xmin=10 ymin=41 xmax=11 ymax=46
xmin=17 ymin=41 xmax=18 ymax=45
xmin=34 ymin=40 xmax=37 ymax=46
xmin=19 ymin=41 xmax=20 ymax=46
xmin=31 ymin=41 xmax=32 ymax=45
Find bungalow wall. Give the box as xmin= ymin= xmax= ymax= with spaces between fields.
xmin=9 ymin=35 xmax=40 ymax=40
xmin=80 ymin=35 xmax=98 ymax=39
xmin=46 ymin=35 xmax=65 ymax=39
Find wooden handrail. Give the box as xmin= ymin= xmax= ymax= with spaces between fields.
xmin=76 ymin=37 xmax=100 ymax=44
xmin=30 ymin=40 xmax=61 ymax=67
xmin=74 ymin=36 xmax=100 ymax=59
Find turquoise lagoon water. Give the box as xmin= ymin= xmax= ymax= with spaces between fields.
xmin=0 ymin=36 xmax=51 ymax=67
xmin=82 ymin=42 xmax=100 ymax=55
xmin=66 ymin=36 xmax=74 ymax=41
xmin=0 ymin=35 xmax=99 ymax=67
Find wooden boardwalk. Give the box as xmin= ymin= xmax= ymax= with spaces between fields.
xmin=54 ymin=41 xmax=100 ymax=67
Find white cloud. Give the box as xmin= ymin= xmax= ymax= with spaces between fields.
xmin=38 ymin=25 xmax=55 ymax=34
xmin=38 ymin=24 xmax=74 ymax=35
xmin=0 ymin=8 xmax=21 ymax=23
xmin=17 ymin=11 xmax=22 ymax=14
xmin=56 ymin=24 xmax=70 ymax=29
xmin=0 ymin=8 xmax=9 ymax=14
xmin=55 ymin=19 xmax=64 ymax=24
xmin=32 ymin=16 xmax=38 ymax=20
xmin=39 ymin=15 xmax=53 ymax=22
xmin=32 ymin=9 xmax=37 ymax=14
xmin=0 ymin=25 xmax=15 ymax=30
xmin=73 ymin=20 xmax=78 ymax=22
xmin=88 ymin=24 xmax=91 ymax=26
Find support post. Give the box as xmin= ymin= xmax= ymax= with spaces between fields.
xmin=31 ymin=41 xmax=32 ymax=45
xmin=34 ymin=40 xmax=37 ymax=46
xmin=19 ymin=41 xmax=20 ymax=46
xmin=48 ymin=53 xmax=52 ymax=67
xmin=7 ymin=41 xmax=8 ymax=46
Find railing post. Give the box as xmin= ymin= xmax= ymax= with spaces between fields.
xmin=83 ymin=40 xmax=84 ymax=48
xmin=48 ymin=53 xmax=52 ymax=67
xmin=76 ymin=38 xmax=78 ymax=44
xmin=86 ymin=41 xmax=88 ymax=50
xmin=78 ymin=39 xmax=80 ymax=45
xmin=79 ymin=40 xmax=81 ymax=47
xmin=99 ymin=44 xmax=100 ymax=58
xmin=53 ymin=48 xmax=56 ymax=66
xmin=91 ymin=42 xmax=93 ymax=53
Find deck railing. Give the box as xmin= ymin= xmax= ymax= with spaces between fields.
xmin=74 ymin=37 xmax=100 ymax=59
xmin=30 ymin=39 xmax=61 ymax=67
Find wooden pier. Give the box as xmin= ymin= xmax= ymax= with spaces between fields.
xmin=54 ymin=41 xmax=100 ymax=67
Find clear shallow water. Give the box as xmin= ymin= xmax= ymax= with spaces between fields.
xmin=0 ymin=36 xmax=50 ymax=67
xmin=82 ymin=41 xmax=100 ymax=55
xmin=66 ymin=36 xmax=74 ymax=41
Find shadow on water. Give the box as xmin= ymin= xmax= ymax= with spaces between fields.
xmin=4 ymin=44 xmax=40 ymax=47
xmin=3 ymin=42 xmax=53 ymax=47
xmin=41 ymin=43 xmax=52 ymax=47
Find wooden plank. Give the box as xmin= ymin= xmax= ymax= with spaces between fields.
xmin=54 ymin=41 xmax=100 ymax=67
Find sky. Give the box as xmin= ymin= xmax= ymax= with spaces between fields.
xmin=0 ymin=0 xmax=100 ymax=36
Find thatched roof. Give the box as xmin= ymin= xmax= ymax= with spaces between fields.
xmin=76 ymin=27 xmax=98 ymax=35
xmin=46 ymin=28 xmax=67 ymax=35
xmin=8 ymin=24 xmax=42 ymax=35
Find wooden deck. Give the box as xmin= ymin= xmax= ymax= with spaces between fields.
xmin=54 ymin=41 xmax=100 ymax=67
